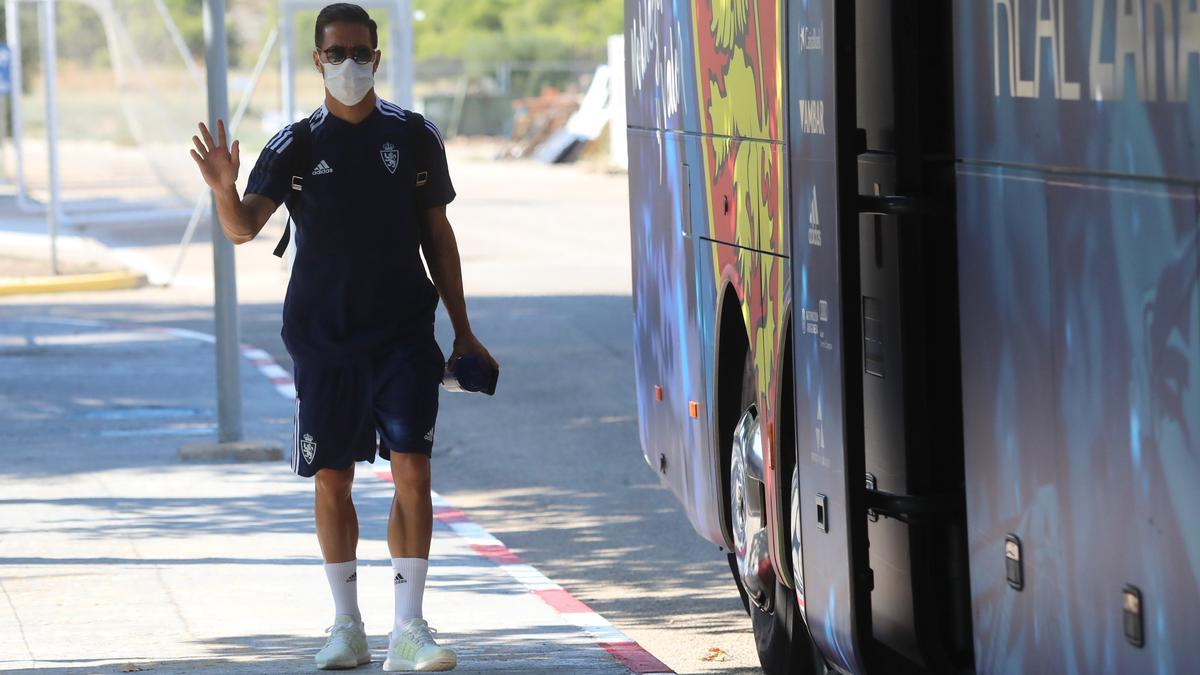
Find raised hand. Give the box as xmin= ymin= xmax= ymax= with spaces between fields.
xmin=190 ymin=119 xmax=240 ymax=192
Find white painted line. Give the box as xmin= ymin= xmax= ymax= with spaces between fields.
xmin=32 ymin=331 xmax=176 ymax=346
xmin=258 ymin=363 xmax=290 ymax=380
xmin=501 ymin=564 xmax=560 ymax=591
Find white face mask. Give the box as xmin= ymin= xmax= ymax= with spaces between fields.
xmin=322 ymin=59 xmax=375 ymax=106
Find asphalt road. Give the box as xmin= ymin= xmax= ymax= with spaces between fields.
xmin=0 ymin=147 xmax=762 ymax=674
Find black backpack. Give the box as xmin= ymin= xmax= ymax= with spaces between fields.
xmin=272 ymin=110 xmax=430 ymax=258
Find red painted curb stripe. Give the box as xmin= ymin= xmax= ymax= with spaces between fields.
xmin=533 ymin=588 xmax=594 ymax=615
xmin=470 ymin=543 xmax=523 ymax=566
xmin=432 ymin=507 xmax=470 ymax=523
xmin=600 ymin=641 xmax=675 ymax=674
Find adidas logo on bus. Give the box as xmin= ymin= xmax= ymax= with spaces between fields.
xmin=312 ymin=160 xmax=333 ymax=175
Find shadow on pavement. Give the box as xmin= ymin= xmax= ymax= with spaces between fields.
xmin=0 ymin=295 xmax=759 ymax=673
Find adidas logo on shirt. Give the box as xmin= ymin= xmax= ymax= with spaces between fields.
xmin=311 ymin=160 xmax=333 ymax=175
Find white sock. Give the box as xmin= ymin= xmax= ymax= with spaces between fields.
xmin=324 ymin=560 xmax=361 ymax=624
xmin=391 ymin=557 xmax=428 ymax=634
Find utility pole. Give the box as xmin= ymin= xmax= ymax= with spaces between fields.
xmin=202 ymin=0 xmax=243 ymax=442
xmin=38 ymin=0 xmax=60 ymax=274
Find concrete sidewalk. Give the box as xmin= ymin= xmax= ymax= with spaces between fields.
xmin=0 ymin=317 xmax=635 ymax=673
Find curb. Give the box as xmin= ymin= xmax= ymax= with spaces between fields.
xmin=410 ymin=488 xmax=676 ymax=675
xmin=178 ymin=440 xmax=283 ymax=463
xmin=0 ymin=271 xmax=145 ymax=296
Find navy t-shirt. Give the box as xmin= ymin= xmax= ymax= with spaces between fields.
xmin=246 ymin=98 xmax=456 ymax=364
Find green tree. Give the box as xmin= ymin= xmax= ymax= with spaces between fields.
xmin=412 ymin=0 xmax=622 ymax=64
xmin=0 ymin=0 xmax=240 ymax=78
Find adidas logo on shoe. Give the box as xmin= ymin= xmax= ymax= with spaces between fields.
xmin=312 ymin=160 xmax=333 ymax=175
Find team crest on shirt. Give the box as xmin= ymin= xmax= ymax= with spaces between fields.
xmin=380 ymin=142 xmax=399 ymax=175
xmin=301 ymin=433 xmax=317 ymax=463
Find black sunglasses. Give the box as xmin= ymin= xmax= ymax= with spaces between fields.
xmin=321 ymin=46 xmax=374 ymax=65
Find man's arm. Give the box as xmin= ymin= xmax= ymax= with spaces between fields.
xmin=421 ymin=206 xmax=498 ymax=368
xmin=213 ymin=188 xmax=277 ymax=245
xmin=190 ymin=120 xmax=278 ymax=245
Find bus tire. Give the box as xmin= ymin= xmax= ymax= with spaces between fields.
xmin=754 ymin=576 xmax=816 ymax=674
xmin=729 ymin=351 xmax=819 ymax=674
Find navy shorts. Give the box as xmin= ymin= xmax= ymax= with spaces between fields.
xmin=290 ymin=335 xmax=445 ymax=477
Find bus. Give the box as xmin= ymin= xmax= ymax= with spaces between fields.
xmin=624 ymin=1 xmax=1199 ymax=673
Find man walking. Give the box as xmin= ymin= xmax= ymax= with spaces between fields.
xmin=189 ymin=4 xmax=495 ymax=670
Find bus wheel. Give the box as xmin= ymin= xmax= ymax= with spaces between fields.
xmin=726 ymin=552 xmax=752 ymax=616
xmin=729 ymin=402 xmax=771 ymax=612
xmin=728 ymin=352 xmax=818 ymax=674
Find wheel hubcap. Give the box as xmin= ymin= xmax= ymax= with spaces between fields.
xmin=730 ymin=405 xmax=773 ymax=611
xmin=791 ymin=463 xmax=806 ymax=619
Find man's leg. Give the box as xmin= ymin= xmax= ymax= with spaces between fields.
xmin=388 ymin=453 xmax=432 ymax=556
xmin=312 ymin=465 xmax=371 ymax=669
xmin=377 ymin=338 xmax=454 ymax=671
xmin=315 ymin=466 xmax=361 ymax=623
xmin=388 ymin=452 xmax=433 ymax=633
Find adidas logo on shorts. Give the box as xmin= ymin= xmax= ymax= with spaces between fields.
xmin=312 ymin=159 xmax=333 ymax=175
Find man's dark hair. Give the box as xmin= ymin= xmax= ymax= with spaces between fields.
xmin=314 ymin=3 xmax=378 ymax=49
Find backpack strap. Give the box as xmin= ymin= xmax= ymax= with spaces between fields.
xmin=272 ymin=118 xmax=313 ymax=258
xmin=404 ymin=110 xmax=426 ymax=159
xmin=404 ymin=111 xmax=431 ymax=239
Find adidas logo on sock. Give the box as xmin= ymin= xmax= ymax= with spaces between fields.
xmin=394 ymin=573 xmax=407 ymax=584
xmin=345 ymin=573 xmax=357 ymax=583
xmin=312 ymin=160 xmax=333 ymax=175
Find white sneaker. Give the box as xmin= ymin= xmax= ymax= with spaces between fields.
xmin=314 ymin=615 xmax=371 ymax=670
xmin=382 ymin=618 xmax=457 ymax=672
